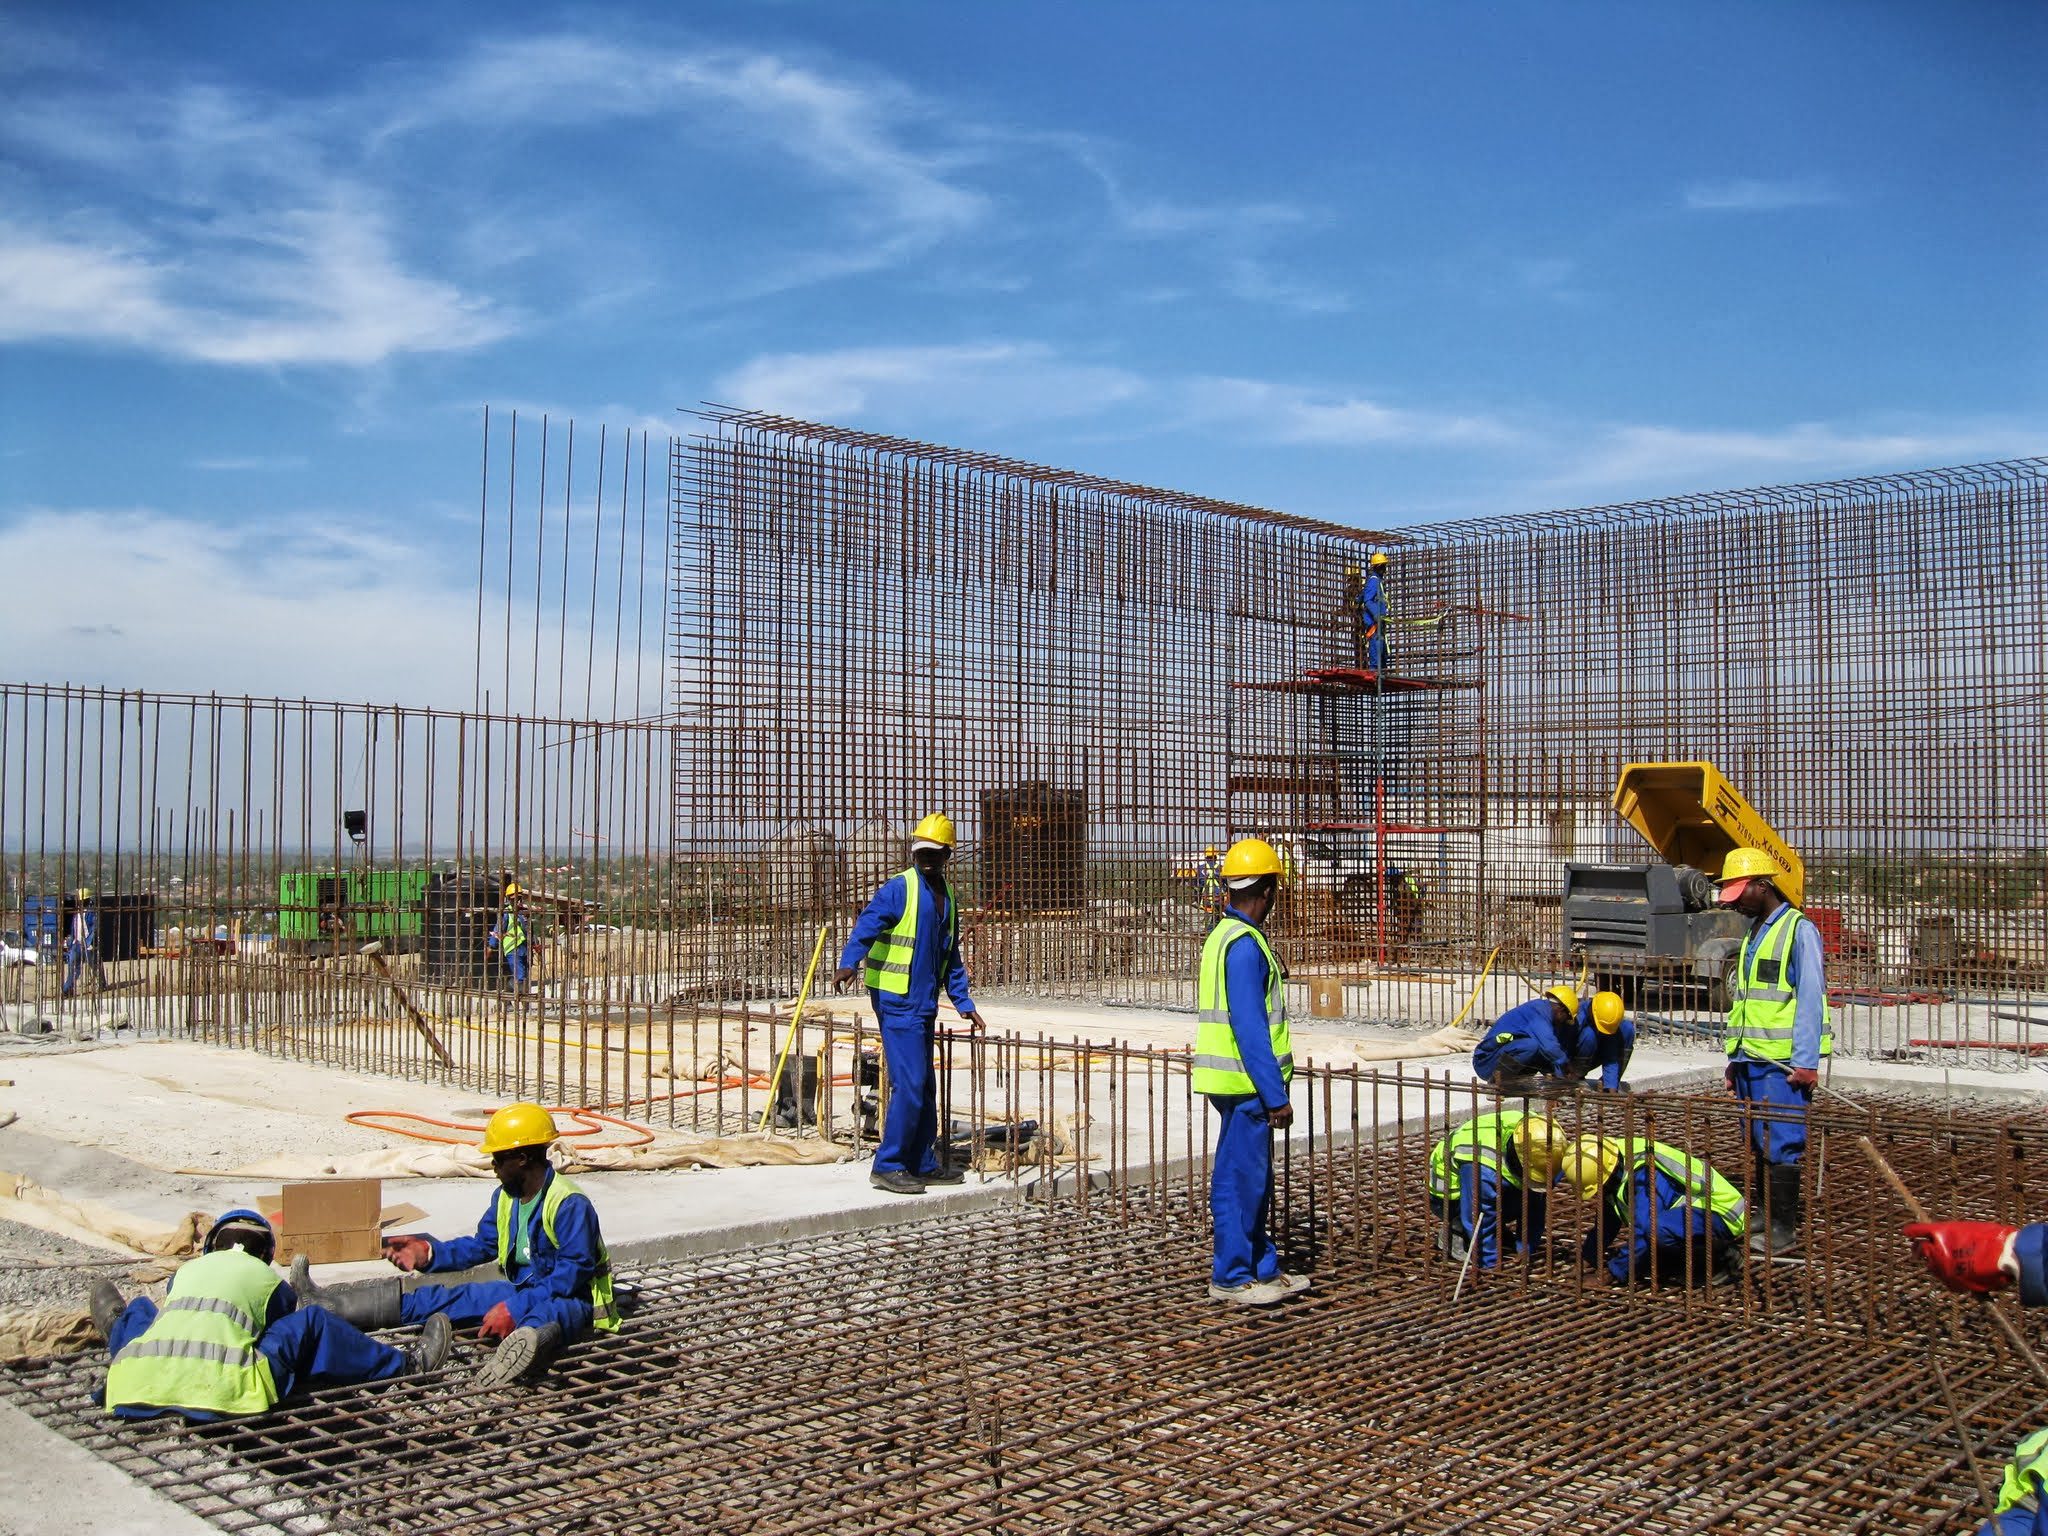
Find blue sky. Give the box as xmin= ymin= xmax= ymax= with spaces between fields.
xmin=1 ymin=2 xmax=2042 ymax=704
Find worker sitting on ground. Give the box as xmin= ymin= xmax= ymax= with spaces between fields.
xmin=1471 ymin=985 xmax=1579 ymax=1089
xmin=1565 ymin=990 xmax=1636 ymax=1092
xmin=1907 ymin=1218 xmax=2048 ymax=1533
xmin=95 ymin=1209 xmax=451 ymax=1421
xmin=292 ymin=1103 xmax=618 ymax=1388
xmin=1563 ymin=1135 xmax=1746 ymax=1288
xmin=1426 ymin=1111 xmax=1564 ymax=1269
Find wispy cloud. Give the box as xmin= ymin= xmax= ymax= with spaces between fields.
xmin=718 ymin=343 xmax=1144 ymax=426
xmin=1682 ymin=178 xmax=1841 ymax=212
xmin=1555 ymin=419 xmax=2045 ymax=492
xmin=1179 ymin=377 xmax=1517 ymax=447
xmin=190 ymin=455 xmax=310 ymax=472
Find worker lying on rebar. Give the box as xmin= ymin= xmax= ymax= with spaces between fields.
xmin=1563 ymin=1135 xmax=1745 ymax=1288
xmin=833 ymin=812 xmax=989 ymax=1196
xmin=1426 ymin=1111 xmax=1563 ymax=1268
xmin=1471 ymin=985 xmax=1579 ymax=1088
xmin=1565 ymin=990 xmax=1635 ymax=1091
xmin=292 ymin=1103 xmax=619 ymax=1388
xmin=1908 ymin=1219 xmax=2048 ymax=1533
xmin=92 ymin=1209 xmax=451 ymax=1422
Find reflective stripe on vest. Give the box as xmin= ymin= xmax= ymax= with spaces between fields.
xmin=494 ymin=1172 xmax=620 ymax=1333
xmin=1614 ymin=1142 xmax=1748 ymax=1238
xmin=1998 ymin=1426 xmax=2048 ymax=1515
xmin=863 ymin=871 xmax=954 ymax=996
xmin=1725 ymin=905 xmax=1833 ymax=1061
xmin=1192 ymin=917 xmax=1291 ymax=1097
xmin=1427 ymin=1111 xmax=1526 ymax=1200
xmin=501 ymin=912 xmax=527 ymax=950
xmin=104 ymin=1249 xmax=281 ymax=1417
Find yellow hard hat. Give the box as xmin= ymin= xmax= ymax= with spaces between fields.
xmin=1559 ymin=1135 xmax=1621 ymax=1200
xmin=1717 ymin=848 xmax=1783 ymax=885
xmin=478 ymin=1102 xmax=558 ymax=1156
xmin=503 ymin=881 xmax=522 ymax=897
xmin=1514 ymin=1116 xmax=1565 ymax=1184
xmin=1591 ymin=991 xmax=1626 ymax=1036
xmin=1221 ymin=837 xmax=1285 ymax=883
xmin=911 ymin=812 xmax=957 ymax=849
xmin=1369 ymin=551 xmax=1390 ymax=567
xmin=1543 ymin=984 xmax=1581 ymax=1015
xmin=77 ymin=886 xmax=93 ymax=900
xmin=1204 ymin=845 xmax=1219 ymax=857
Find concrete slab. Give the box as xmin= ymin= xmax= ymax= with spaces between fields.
xmin=0 ymin=1398 xmax=217 ymax=1536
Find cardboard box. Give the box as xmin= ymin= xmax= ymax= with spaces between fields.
xmin=1309 ymin=977 xmax=1345 ymax=1017
xmin=257 ymin=1181 xmax=426 ymax=1265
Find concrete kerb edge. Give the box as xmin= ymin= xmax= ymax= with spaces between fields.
xmin=607 ymin=1176 xmax=1029 ymax=1266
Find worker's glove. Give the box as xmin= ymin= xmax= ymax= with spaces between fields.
xmin=1785 ymin=1067 xmax=1820 ymax=1090
xmin=381 ymin=1235 xmax=433 ymax=1272
xmin=477 ymin=1302 xmax=518 ymax=1343
xmin=1904 ymin=1222 xmax=2018 ymax=1296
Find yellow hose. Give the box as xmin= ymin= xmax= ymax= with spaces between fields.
xmin=1446 ymin=946 xmax=1502 ymax=1031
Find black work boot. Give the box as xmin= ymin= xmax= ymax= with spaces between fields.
xmin=88 ymin=1278 xmax=125 ymax=1341
xmin=291 ymin=1256 xmax=406 ymax=1330
xmin=473 ymin=1321 xmax=564 ymax=1388
xmin=1748 ymin=1163 xmax=1804 ymax=1257
xmin=401 ymin=1313 xmax=452 ymax=1376
xmin=869 ymin=1169 xmax=926 ymax=1196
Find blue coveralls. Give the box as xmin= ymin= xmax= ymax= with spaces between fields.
xmin=62 ymin=908 xmax=105 ymax=996
xmin=395 ymin=1166 xmax=604 ymax=1336
xmin=1357 ymin=573 xmax=1390 ymax=672
xmin=1567 ymin=1010 xmax=1637 ymax=1091
xmin=99 ymin=1283 xmax=409 ymax=1421
xmin=1472 ymin=997 xmax=1571 ymax=1082
xmin=1206 ymin=902 xmax=1292 ymax=1289
xmin=1973 ymin=1224 xmax=2048 ymax=1534
xmin=1728 ymin=905 xmax=1828 ymax=1165
xmin=840 ymin=872 xmax=977 ymax=1179
xmin=1429 ymin=1147 xmax=1546 ymax=1270
xmin=1582 ymin=1162 xmax=1740 ymax=1286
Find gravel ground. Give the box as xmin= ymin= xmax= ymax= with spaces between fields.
xmin=0 ymin=1218 xmax=142 ymax=1313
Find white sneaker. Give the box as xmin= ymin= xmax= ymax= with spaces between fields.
xmin=1272 ymin=1272 xmax=1312 ymax=1296
xmin=1208 ymin=1278 xmax=1287 ymax=1307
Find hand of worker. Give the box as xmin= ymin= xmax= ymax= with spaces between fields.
xmin=1904 ymin=1221 xmax=2018 ymax=1296
xmin=381 ymin=1235 xmax=433 ymax=1272
xmin=1263 ymin=1102 xmax=1295 ymax=1131
xmin=832 ymin=966 xmax=856 ymax=992
xmin=1724 ymin=1063 xmax=1738 ymax=1093
xmin=962 ymin=1009 xmax=988 ymax=1035
xmin=1785 ymin=1067 xmax=1820 ymax=1090
xmin=477 ymin=1301 xmax=518 ymax=1343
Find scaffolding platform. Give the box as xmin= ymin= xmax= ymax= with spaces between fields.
xmin=1233 ymin=665 xmax=1479 ymax=696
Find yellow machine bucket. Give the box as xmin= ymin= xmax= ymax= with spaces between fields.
xmin=1611 ymin=761 xmax=1804 ymax=907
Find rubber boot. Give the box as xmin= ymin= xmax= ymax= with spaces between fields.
xmin=401 ymin=1313 xmax=452 ymax=1377
xmin=88 ymin=1278 xmax=125 ymax=1342
xmin=290 ymin=1255 xmax=405 ymax=1330
xmin=1748 ymin=1163 xmax=1804 ymax=1257
xmin=473 ymin=1321 xmax=564 ymax=1388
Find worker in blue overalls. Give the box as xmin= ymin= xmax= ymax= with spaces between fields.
xmin=834 ymin=813 xmax=989 ymax=1196
xmin=1193 ymin=837 xmax=1309 ymax=1305
xmin=292 ymin=1103 xmax=619 ymax=1388
xmin=93 ymin=1209 xmax=450 ymax=1420
xmin=1426 ymin=1111 xmax=1563 ymax=1268
xmin=62 ymin=888 xmax=107 ymax=997
xmin=1195 ymin=845 xmax=1225 ymax=920
xmin=1353 ymin=550 xmax=1392 ymax=673
xmin=1717 ymin=847 xmax=1830 ymax=1257
xmin=1472 ymin=985 xmax=1579 ymax=1088
xmin=1565 ymin=990 xmax=1636 ymax=1091
xmin=1563 ymin=1134 xmax=1746 ymax=1287
xmin=487 ymin=881 xmax=532 ymax=996
xmin=1907 ymin=1218 xmax=2048 ymax=1531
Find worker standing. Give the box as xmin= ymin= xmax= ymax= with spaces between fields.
xmin=1566 ymin=990 xmax=1636 ymax=1091
xmin=488 ymin=882 xmax=532 ymax=996
xmin=1471 ymin=985 xmax=1579 ymax=1089
xmin=1426 ymin=1111 xmax=1562 ymax=1268
xmin=1193 ymin=837 xmax=1308 ymax=1305
xmin=1354 ymin=550 xmax=1391 ymax=673
xmin=61 ymin=888 xmax=107 ymax=997
xmin=1717 ymin=848 xmax=1830 ymax=1256
xmin=94 ymin=1209 xmax=451 ymax=1420
xmin=833 ymin=813 xmax=989 ymax=1196
xmin=292 ymin=1103 xmax=618 ymax=1388
xmin=1195 ymin=845 xmax=1225 ymax=919
xmin=1563 ymin=1135 xmax=1745 ymax=1287
xmin=1907 ymin=1220 xmax=2048 ymax=1532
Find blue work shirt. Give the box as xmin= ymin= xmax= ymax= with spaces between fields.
xmin=1567 ymin=1010 xmax=1637 ymax=1092
xmin=840 ymin=870 xmax=977 ymax=1017
xmin=1473 ymin=997 xmax=1571 ymax=1080
xmin=1730 ymin=903 xmax=1829 ymax=1071
xmin=423 ymin=1166 xmax=606 ymax=1316
xmin=1584 ymin=1162 xmax=1739 ymax=1283
xmin=1358 ymin=573 xmax=1388 ymax=629
xmin=1219 ymin=901 xmax=1290 ymax=1111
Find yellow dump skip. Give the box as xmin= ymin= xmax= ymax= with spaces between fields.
xmin=1612 ymin=761 xmax=1804 ymax=907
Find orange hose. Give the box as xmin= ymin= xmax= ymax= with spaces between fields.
xmin=345 ymin=1106 xmax=657 ymax=1151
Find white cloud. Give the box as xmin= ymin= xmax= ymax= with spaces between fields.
xmin=1181 ymin=377 xmax=1518 ymax=447
xmin=1557 ymin=420 xmax=2045 ymax=491
xmin=1682 ymin=178 xmax=1841 ymax=212
xmin=717 ymin=343 xmax=1145 ymax=425
xmin=190 ymin=455 xmax=310 ymax=472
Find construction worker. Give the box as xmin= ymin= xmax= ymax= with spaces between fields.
xmin=1717 ymin=847 xmax=1830 ymax=1256
xmin=488 ymin=881 xmax=531 ymax=995
xmin=1426 ymin=1111 xmax=1562 ymax=1268
xmin=1562 ymin=1135 xmax=1745 ymax=1287
xmin=1193 ymin=837 xmax=1308 ymax=1306
xmin=292 ymin=1102 xmax=618 ymax=1388
xmin=1195 ymin=845 xmax=1225 ymax=918
xmin=1353 ymin=551 xmax=1391 ymax=673
xmin=61 ymin=887 xmax=107 ymax=997
xmin=833 ymin=813 xmax=989 ymax=1196
xmin=1471 ymin=985 xmax=1579 ymax=1088
xmin=1566 ymin=990 xmax=1635 ymax=1091
xmin=1906 ymin=1219 xmax=2048 ymax=1532
xmin=93 ymin=1209 xmax=451 ymax=1421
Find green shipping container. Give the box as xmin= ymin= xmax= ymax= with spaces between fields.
xmin=277 ymin=869 xmax=428 ymax=946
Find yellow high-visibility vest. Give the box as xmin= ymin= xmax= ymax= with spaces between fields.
xmin=493 ymin=1173 xmax=619 ymax=1333
xmin=1725 ymin=905 xmax=1832 ymax=1061
xmin=863 ymin=870 xmax=955 ymax=996
xmin=1192 ymin=917 xmax=1291 ymax=1097
xmin=104 ymin=1249 xmax=281 ymax=1417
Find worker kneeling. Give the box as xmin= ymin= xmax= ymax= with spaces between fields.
xmin=1427 ymin=1112 xmax=1564 ymax=1268
xmin=293 ymin=1103 xmax=618 ymax=1387
xmin=1472 ymin=986 xmax=1580 ymax=1090
xmin=1564 ymin=1135 xmax=1745 ymax=1288
xmin=95 ymin=1209 xmax=451 ymax=1422
xmin=1565 ymin=991 xmax=1635 ymax=1092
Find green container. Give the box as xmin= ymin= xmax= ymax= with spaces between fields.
xmin=277 ymin=869 xmax=428 ymax=945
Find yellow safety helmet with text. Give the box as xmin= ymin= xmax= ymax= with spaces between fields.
xmin=911 ymin=812 xmax=957 ymax=849
xmin=1543 ymin=984 xmax=1581 ymax=1015
xmin=1559 ymin=1135 xmax=1622 ymax=1200
xmin=1221 ymin=837 xmax=1285 ymax=883
xmin=1716 ymin=848 xmax=1784 ymax=885
xmin=478 ymin=1102 xmax=558 ymax=1156
xmin=1591 ymin=991 xmax=1626 ymax=1036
